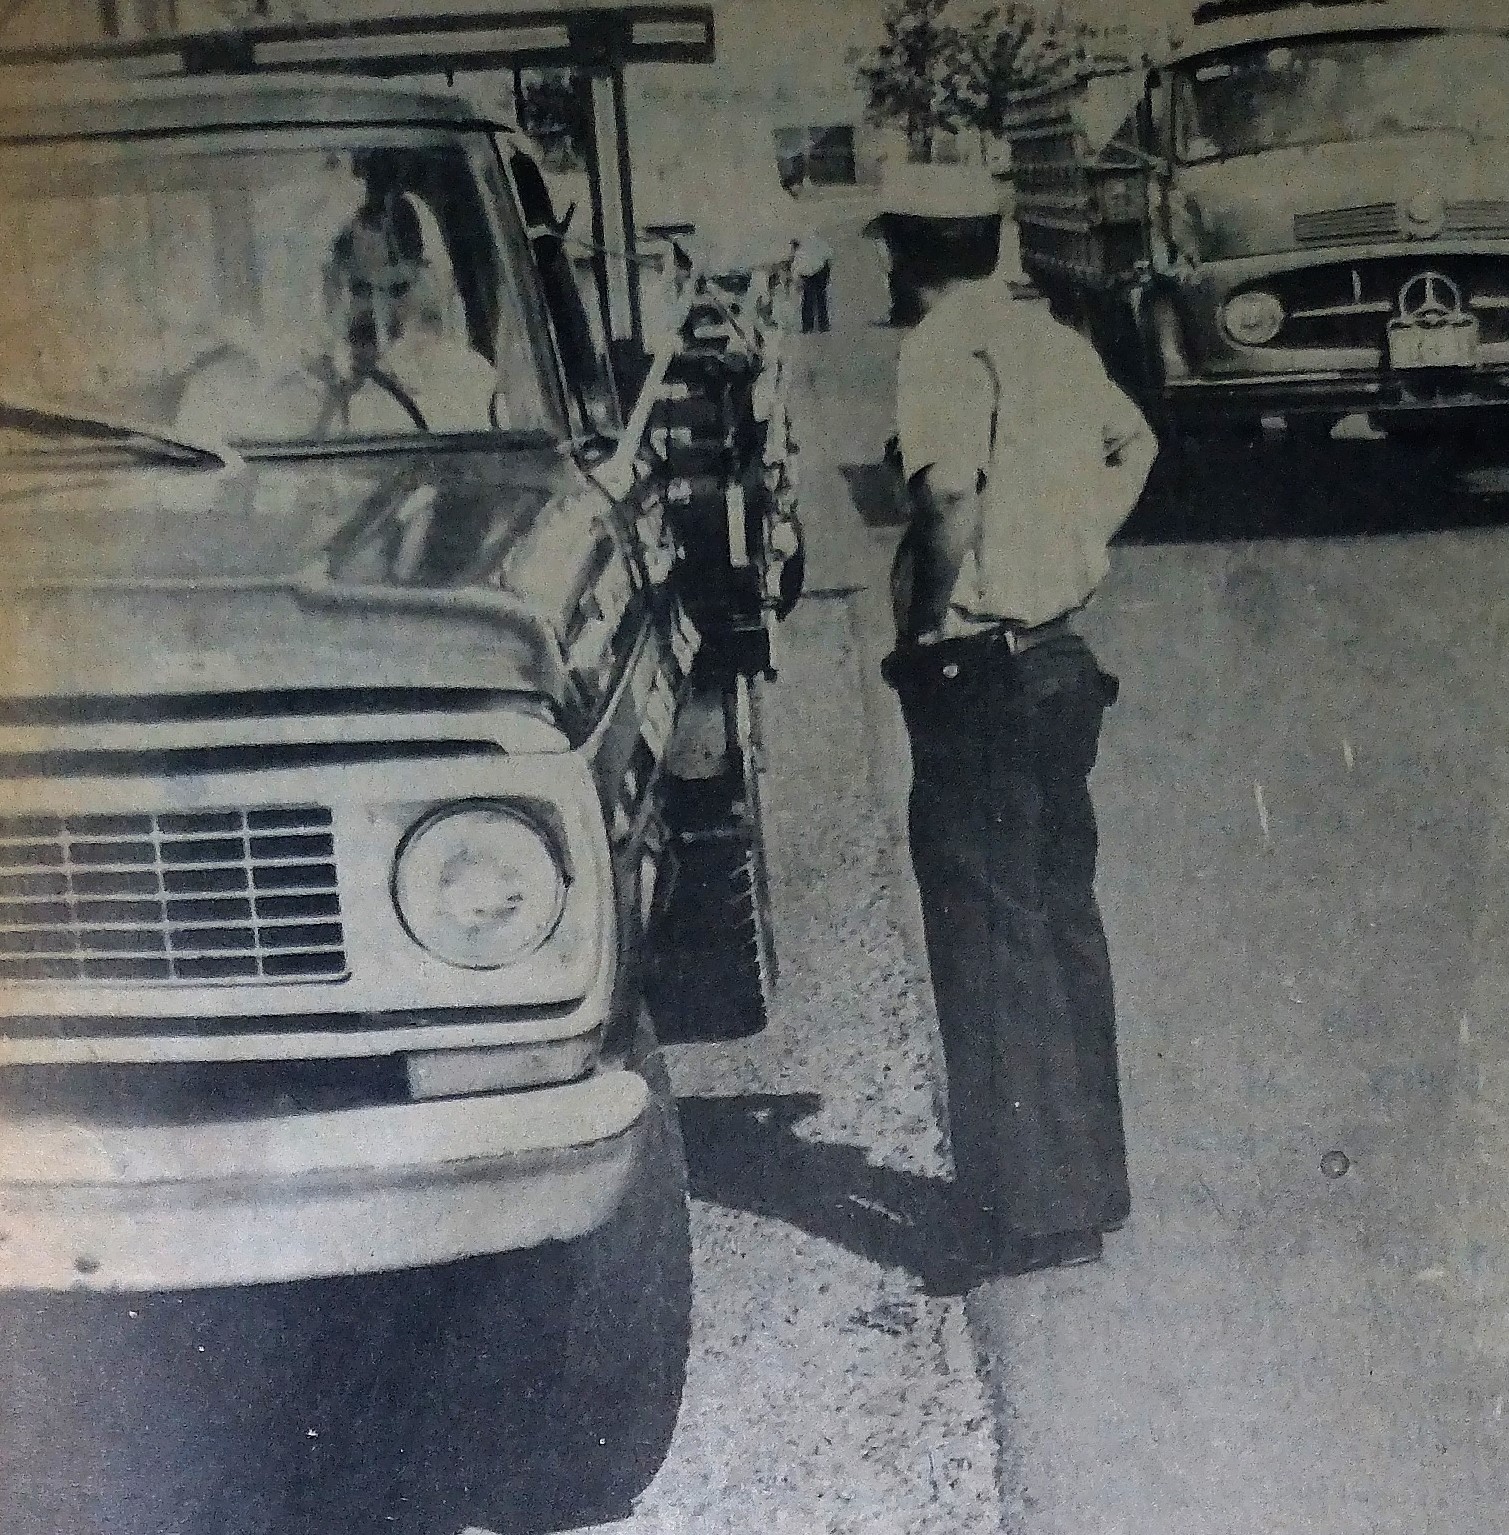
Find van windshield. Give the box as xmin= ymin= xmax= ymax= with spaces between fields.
xmin=1174 ymin=30 xmax=1509 ymax=162
xmin=0 ymin=129 xmax=565 ymax=452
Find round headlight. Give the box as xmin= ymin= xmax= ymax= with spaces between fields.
xmin=1222 ymin=290 xmax=1285 ymax=347
xmin=394 ymin=804 xmax=566 ymax=969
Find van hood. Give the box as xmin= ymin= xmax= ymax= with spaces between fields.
xmin=0 ymin=441 xmax=595 ymax=709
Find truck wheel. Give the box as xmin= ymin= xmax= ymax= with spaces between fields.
xmin=650 ymin=672 xmax=776 ymax=1040
xmin=539 ymin=1033 xmax=692 ymax=1525
xmin=412 ymin=1034 xmax=689 ymax=1535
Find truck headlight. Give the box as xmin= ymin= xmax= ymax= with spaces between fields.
xmin=394 ymin=804 xmax=566 ymax=969
xmin=1222 ymin=290 xmax=1285 ymax=346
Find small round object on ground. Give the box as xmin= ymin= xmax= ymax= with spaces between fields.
xmin=1321 ymin=1150 xmax=1351 ymax=1179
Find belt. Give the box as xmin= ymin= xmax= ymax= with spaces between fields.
xmin=998 ymin=614 xmax=1072 ymax=655
xmin=886 ymin=616 xmax=1073 ymax=693
xmin=917 ymin=613 xmax=1073 ymax=657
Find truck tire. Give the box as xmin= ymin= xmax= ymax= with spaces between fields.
xmin=536 ymin=1032 xmax=692 ymax=1526
xmin=650 ymin=673 xmax=776 ymax=1041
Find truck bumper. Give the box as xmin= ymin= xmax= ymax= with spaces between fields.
xmin=0 ymin=1068 xmax=650 ymax=1293
xmin=1164 ymin=367 xmax=1509 ymax=422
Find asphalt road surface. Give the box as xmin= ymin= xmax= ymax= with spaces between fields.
xmin=6 ymin=208 xmax=1509 ymax=1535
xmin=810 ymin=215 xmax=1509 ymax=1535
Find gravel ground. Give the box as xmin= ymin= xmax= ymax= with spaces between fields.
xmin=585 ymin=593 xmax=1001 ymax=1535
xmin=571 ymin=216 xmax=1004 ymax=1535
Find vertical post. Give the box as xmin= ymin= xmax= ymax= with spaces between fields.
xmin=590 ymin=70 xmax=635 ymax=345
xmin=611 ymin=66 xmax=642 ymax=345
xmin=573 ymin=69 xmax=613 ymax=344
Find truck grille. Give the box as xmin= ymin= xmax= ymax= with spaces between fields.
xmin=1294 ymin=204 xmax=1399 ymax=246
xmin=1443 ymin=200 xmax=1509 ymax=238
xmin=0 ymin=807 xmax=347 ymax=985
xmin=1253 ymin=257 xmax=1509 ymax=351
xmin=1296 ymin=201 xmax=1509 ymax=248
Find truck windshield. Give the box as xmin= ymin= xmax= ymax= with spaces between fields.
xmin=1173 ymin=31 xmax=1509 ymax=162
xmin=0 ymin=130 xmax=565 ymax=452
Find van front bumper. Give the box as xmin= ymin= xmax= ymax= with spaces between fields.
xmin=0 ymin=1068 xmax=650 ymax=1292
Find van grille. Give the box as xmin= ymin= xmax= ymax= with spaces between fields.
xmin=0 ymin=807 xmax=346 ymax=985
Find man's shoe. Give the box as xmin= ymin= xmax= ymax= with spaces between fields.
xmin=993 ymin=1227 xmax=1103 ymax=1277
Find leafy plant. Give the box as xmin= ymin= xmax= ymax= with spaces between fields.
xmin=958 ymin=4 xmax=1088 ymax=134
xmin=858 ymin=0 xmax=1097 ymax=159
xmin=857 ymin=0 xmax=961 ymax=163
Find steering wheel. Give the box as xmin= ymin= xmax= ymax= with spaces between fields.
xmin=172 ymin=342 xmax=286 ymax=441
xmin=173 ymin=341 xmax=269 ymax=413
xmin=175 ymin=341 xmax=431 ymax=441
xmin=306 ymin=355 xmax=429 ymax=438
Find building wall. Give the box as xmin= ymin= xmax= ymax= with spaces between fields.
xmin=0 ymin=0 xmax=893 ymax=223
xmin=628 ymin=0 xmax=889 ymax=222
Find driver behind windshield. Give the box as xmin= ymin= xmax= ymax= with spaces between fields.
xmin=320 ymin=156 xmax=499 ymax=434
xmin=174 ymin=152 xmax=498 ymax=442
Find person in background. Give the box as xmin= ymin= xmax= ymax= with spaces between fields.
xmin=882 ymin=188 xmax=1159 ymax=1278
xmin=791 ymin=230 xmax=834 ymax=334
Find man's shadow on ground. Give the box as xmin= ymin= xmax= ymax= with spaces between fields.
xmin=677 ymin=1092 xmax=975 ymax=1298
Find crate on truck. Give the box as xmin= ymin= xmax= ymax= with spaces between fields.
xmin=1001 ymin=56 xmax=1148 ymax=298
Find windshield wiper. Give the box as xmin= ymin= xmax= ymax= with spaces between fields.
xmin=0 ymin=395 xmax=241 ymax=471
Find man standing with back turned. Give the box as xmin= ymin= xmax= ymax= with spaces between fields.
xmin=882 ymin=197 xmax=1159 ymax=1277
xmin=791 ymin=231 xmax=835 ymax=333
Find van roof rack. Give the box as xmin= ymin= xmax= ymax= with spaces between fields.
xmin=0 ymin=4 xmax=716 ymax=355
xmin=0 ymin=4 xmax=714 ymax=77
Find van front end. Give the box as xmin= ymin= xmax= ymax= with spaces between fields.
xmin=0 ymin=724 xmax=648 ymax=1294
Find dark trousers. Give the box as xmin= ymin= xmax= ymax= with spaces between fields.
xmin=887 ymin=626 xmax=1130 ymax=1240
xmin=800 ymin=266 xmax=831 ymax=332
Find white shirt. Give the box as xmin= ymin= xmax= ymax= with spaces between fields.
xmin=791 ymin=234 xmax=834 ymax=280
xmin=896 ymin=278 xmax=1157 ymax=632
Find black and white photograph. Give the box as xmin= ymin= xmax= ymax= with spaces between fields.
xmin=0 ymin=0 xmax=1506 ymax=1531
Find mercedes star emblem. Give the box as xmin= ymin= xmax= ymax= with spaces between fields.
xmin=1397 ymin=270 xmax=1466 ymax=327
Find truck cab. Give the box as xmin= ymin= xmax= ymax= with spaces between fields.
xmin=1008 ymin=0 xmax=1509 ymax=440
xmin=0 ymin=17 xmax=799 ymax=1521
